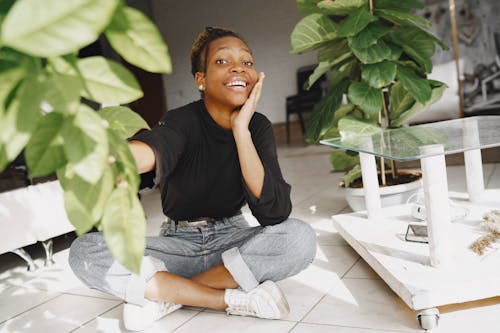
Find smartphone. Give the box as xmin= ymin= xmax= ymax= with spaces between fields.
xmin=405 ymin=224 xmax=429 ymax=243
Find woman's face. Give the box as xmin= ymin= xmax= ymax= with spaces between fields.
xmin=196 ymin=36 xmax=258 ymax=110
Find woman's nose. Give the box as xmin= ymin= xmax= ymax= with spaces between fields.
xmin=231 ymin=63 xmax=244 ymax=72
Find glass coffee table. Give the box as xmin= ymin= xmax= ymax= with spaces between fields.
xmin=320 ymin=116 xmax=500 ymax=330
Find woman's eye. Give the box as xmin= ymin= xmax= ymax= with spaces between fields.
xmin=216 ymin=59 xmax=227 ymax=65
xmin=243 ymin=60 xmax=253 ymax=66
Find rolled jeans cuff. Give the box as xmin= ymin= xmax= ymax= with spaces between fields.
xmin=222 ymin=247 xmax=259 ymax=292
xmin=125 ymin=256 xmax=167 ymax=306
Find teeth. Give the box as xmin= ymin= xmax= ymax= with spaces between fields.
xmin=226 ymin=81 xmax=247 ymax=87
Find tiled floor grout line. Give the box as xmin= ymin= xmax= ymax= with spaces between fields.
xmin=69 ymin=302 xmax=123 ymax=333
xmin=171 ymin=310 xmax=209 ymax=332
xmin=61 ymin=291 xmax=121 ymax=302
xmin=290 ymin=321 xmax=419 ymax=333
xmin=287 ymin=247 xmax=361 ymax=327
xmin=287 ymin=321 xmax=300 ymax=332
xmin=0 ymin=292 xmax=62 ymax=326
xmin=341 ymin=256 xmax=361 ymax=279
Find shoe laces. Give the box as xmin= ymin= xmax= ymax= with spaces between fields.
xmin=226 ymin=295 xmax=257 ymax=316
xmin=157 ymin=301 xmax=174 ymax=315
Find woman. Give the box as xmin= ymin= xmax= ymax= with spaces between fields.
xmin=69 ymin=27 xmax=317 ymax=331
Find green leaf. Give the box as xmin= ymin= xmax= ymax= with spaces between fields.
xmin=305 ymin=79 xmax=349 ymax=143
xmin=374 ymin=0 xmax=424 ymax=11
xmin=390 ymin=27 xmax=436 ymax=73
xmin=0 ymin=0 xmax=15 ymax=18
xmin=389 ymin=82 xmax=415 ymax=120
xmin=337 ymin=6 xmax=378 ymax=38
xmin=1 ymin=0 xmax=119 ymax=57
xmin=338 ymin=116 xmax=381 ymax=137
xmin=0 ymin=77 xmax=43 ymax=170
xmin=392 ymin=60 xmax=423 ymax=73
xmin=304 ymin=61 xmax=331 ymax=91
xmin=0 ymin=61 xmax=26 ymax=109
xmin=52 ymin=56 xmax=143 ymax=104
xmin=385 ymin=42 xmax=403 ymax=61
xmin=102 ymin=186 xmax=146 ymax=274
xmin=108 ymin=130 xmax=140 ymax=191
xmin=99 ymin=106 xmax=150 ymax=139
xmin=25 ymin=113 xmax=67 ymax=177
xmin=348 ymin=21 xmax=391 ymax=50
xmin=348 ymin=81 xmax=382 ymax=115
xmin=329 ymin=150 xmax=359 ymax=171
xmin=429 ymin=79 xmax=446 ymax=88
xmin=391 ymin=85 xmax=446 ymax=127
xmin=375 ymin=8 xmax=431 ymax=28
xmin=350 ymin=39 xmax=392 ymax=64
xmin=411 ymin=25 xmax=449 ymax=51
xmin=317 ymin=0 xmax=367 ymax=16
xmin=106 ymin=6 xmax=171 ymax=74
xmin=42 ymin=74 xmax=81 ymax=114
xmin=396 ymin=66 xmax=431 ymax=104
xmin=330 ymin=59 xmax=358 ymax=86
xmin=296 ymin=0 xmax=323 ymax=14
xmin=61 ymin=107 xmax=109 ymax=184
xmin=57 ymin=165 xmax=114 ymax=235
xmin=318 ymin=38 xmax=352 ymax=63
xmin=361 ymin=60 xmax=397 ymax=88
xmin=290 ymin=14 xmax=339 ymax=54
xmin=319 ymin=103 xmax=357 ymax=140
xmin=343 ymin=164 xmax=362 ymax=187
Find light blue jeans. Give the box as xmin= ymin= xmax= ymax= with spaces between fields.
xmin=69 ymin=215 xmax=316 ymax=305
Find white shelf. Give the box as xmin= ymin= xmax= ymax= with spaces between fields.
xmin=332 ymin=190 xmax=500 ymax=311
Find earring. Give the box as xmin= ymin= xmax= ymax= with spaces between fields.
xmin=199 ymin=85 xmax=204 ymax=91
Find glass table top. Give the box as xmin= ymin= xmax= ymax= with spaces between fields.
xmin=320 ymin=116 xmax=500 ymax=161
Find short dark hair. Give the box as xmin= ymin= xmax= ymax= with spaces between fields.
xmin=190 ymin=26 xmax=247 ymax=77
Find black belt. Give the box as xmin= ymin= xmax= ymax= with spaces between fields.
xmin=166 ymin=216 xmax=217 ymax=227
xmin=166 ymin=211 xmax=241 ymax=227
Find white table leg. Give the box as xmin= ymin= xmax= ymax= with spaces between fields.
xmin=420 ymin=144 xmax=452 ymax=267
xmin=463 ymin=120 xmax=485 ymax=202
xmin=359 ymin=151 xmax=381 ymax=221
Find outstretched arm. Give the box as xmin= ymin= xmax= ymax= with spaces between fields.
xmin=129 ymin=140 xmax=156 ymax=174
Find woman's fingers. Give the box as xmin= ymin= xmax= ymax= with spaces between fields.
xmin=247 ymin=72 xmax=265 ymax=110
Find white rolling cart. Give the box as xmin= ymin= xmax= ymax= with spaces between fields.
xmin=320 ymin=116 xmax=500 ymax=330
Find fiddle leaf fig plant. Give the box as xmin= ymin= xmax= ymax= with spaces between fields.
xmin=291 ymin=0 xmax=449 ymax=186
xmin=0 ymin=0 xmax=172 ymax=273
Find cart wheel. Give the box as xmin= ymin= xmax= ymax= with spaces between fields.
xmin=416 ymin=308 xmax=439 ymax=330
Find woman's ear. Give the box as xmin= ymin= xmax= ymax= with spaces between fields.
xmin=195 ymin=72 xmax=205 ymax=91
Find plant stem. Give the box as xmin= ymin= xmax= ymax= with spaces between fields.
xmin=381 ymin=90 xmax=397 ymax=179
xmin=369 ymin=0 xmax=373 ymax=14
xmin=378 ymin=112 xmax=386 ymax=186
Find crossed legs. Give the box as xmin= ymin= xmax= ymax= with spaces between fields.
xmin=144 ymin=264 xmax=236 ymax=310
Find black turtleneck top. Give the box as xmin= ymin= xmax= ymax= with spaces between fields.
xmin=132 ymin=100 xmax=291 ymax=226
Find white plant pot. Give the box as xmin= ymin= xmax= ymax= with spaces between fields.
xmin=343 ymin=177 xmax=422 ymax=211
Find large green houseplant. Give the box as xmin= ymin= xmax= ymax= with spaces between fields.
xmin=290 ymin=0 xmax=449 ymax=188
xmin=0 ymin=0 xmax=172 ymax=273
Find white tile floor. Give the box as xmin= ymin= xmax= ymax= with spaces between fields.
xmin=1 ymin=144 xmax=500 ymax=332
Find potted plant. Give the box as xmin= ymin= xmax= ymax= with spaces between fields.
xmin=0 ymin=0 xmax=171 ymax=273
xmin=290 ymin=0 xmax=449 ymax=210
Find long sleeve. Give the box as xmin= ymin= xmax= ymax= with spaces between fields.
xmin=131 ymin=111 xmax=187 ymax=190
xmin=244 ymin=114 xmax=291 ymax=226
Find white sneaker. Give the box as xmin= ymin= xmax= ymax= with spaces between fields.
xmin=224 ymin=280 xmax=290 ymax=319
xmin=123 ymin=299 xmax=182 ymax=331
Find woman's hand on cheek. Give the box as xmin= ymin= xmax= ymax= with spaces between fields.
xmin=230 ymin=72 xmax=265 ymax=133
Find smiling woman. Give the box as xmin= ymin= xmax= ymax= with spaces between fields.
xmin=68 ymin=26 xmax=317 ymax=331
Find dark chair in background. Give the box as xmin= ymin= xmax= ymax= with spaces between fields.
xmin=286 ymin=65 xmax=327 ymax=143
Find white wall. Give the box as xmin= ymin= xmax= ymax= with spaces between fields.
xmin=151 ymin=0 xmax=316 ymax=123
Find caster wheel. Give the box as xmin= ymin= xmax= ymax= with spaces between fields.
xmin=417 ymin=308 xmax=439 ymax=330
